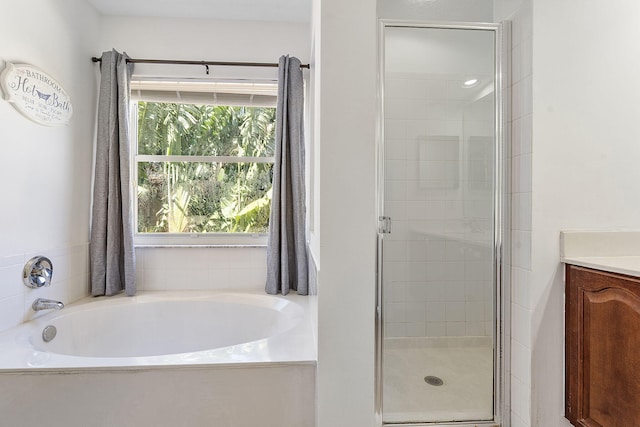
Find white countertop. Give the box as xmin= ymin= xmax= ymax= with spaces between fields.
xmin=560 ymin=231 xmax=640 ymax=278
xmin=561 ymin=255 xmax=640 ymax=278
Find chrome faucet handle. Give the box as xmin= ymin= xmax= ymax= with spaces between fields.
xmin=23 ymin=256 xmax=53 ymax=288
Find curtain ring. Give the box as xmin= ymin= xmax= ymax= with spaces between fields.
xmin=205 ymin=64 xmax=210 ymax=75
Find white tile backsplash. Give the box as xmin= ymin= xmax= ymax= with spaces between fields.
xmin=0 ymin=262 xmax=24 ymax=300
xmin=0 ymin=243 xmax=89 ymax=333
xmin=0 ymin=294 xmax=23 ymax=333
xmin=0 ymin=247 xmax=268 ymax=326
xmin=135 ymin=247 xmax=268 ymax=292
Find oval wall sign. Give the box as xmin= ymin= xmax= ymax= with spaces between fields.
xmin=0 ymin=62 xmax=73 ymax=126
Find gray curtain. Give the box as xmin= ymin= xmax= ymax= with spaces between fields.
xmin=266 ymin=55 xmax=308 ymax=295
xmin=89 ymin=50 xmax=136 ymax=297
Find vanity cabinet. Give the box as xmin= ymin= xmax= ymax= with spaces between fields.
xmin=565 ymin=264 xmax=640 ymax=426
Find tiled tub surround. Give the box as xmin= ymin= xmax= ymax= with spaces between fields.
xmin=134 ymin=246 xmax=268 ymax=292
xmin=0 ymin=244 xmax=89 ymax=333
xmin=0 ymin=245 xmax=268 ymax=334
xmin=0 ymin=290 xmax=316 ymax=426
xmin=383 ymin=71 xmax=495 ymax=338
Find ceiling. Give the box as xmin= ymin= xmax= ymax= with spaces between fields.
xmin=86 ymin=0 xmax=311 ymax=23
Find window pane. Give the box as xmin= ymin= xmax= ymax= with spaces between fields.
xmin=137 ymin=162 xmax=272 ymax=233
xmin=137 ymin=102 xmax=276 ymax=157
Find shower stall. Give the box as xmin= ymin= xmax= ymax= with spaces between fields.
xmin=376 ymin=21 xmax=508 ymax=426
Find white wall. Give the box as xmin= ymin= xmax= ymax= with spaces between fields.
xmin=378 ymin=0 xmax=493 ymax=22
xmin=99 ymin=16 xmax=310 ymax=292
xmin=496 ymin=1 xmax=640 ymax=426
xmin=0 ymin=0 xmax=101 ymax=332
xmin=308 ymin=0 xmax=322 ymax=265
xmin=530 ymin=1 xmax=640 ymax=426
xmin=314 ymin=0 xmax=377 ymax=425
xmin=0 ymin=8 xmax=312 ymax=332
xmin=99 ymin=16 xmax=310 ymax=80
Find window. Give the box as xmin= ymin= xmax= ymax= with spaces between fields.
xmin=131 ymin=80 xmax=277 ymax=246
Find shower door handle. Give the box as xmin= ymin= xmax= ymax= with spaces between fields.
xmin=379 ymin=216 xmax=391 ymax=234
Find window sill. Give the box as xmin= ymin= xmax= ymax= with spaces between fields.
xmin=134 ymin=233 xmax=268 ymax=248
xmin=134 ymin=244 xmax=267 ymax=248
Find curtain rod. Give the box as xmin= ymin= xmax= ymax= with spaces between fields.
xmin=91 ymin=57 xmax=310 ymax=69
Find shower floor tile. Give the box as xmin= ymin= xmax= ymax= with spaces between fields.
xmin=383 ymin=340 xmax=493 ymax=424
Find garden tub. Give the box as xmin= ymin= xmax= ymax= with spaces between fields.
xmin=0 ymin=291 xmax=316 ymax=427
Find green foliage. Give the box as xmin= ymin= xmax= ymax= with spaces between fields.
xmin=136 ymin=102 xmax=275 ymax=234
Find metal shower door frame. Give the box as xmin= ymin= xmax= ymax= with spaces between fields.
xmin=375 ymin=19 xmax=511 ymax=427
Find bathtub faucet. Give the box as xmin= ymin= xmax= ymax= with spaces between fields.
xmin=32 ymin=298 xmax=64 ymax=311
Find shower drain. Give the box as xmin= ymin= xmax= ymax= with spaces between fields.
xmin=424 ymin=375 xmax=444 ymax=386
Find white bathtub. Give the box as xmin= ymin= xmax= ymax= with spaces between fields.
xmin=0 ymin=291 xmax=315 ymax=368
xmin=0 ymin=291 xmax=316 ymax=427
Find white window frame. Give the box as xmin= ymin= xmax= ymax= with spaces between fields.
xmin=130 ymin=80 xmax=277 ymax=247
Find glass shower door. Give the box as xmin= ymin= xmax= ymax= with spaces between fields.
xmin=379 ymin=23 xmax=500 ymax=425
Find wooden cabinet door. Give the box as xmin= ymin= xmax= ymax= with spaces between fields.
xmin=566 ymin=265 xmax=640 ymax=427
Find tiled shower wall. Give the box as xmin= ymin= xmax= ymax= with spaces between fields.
xmin=508 ymin=3 xmax=533 ymax=427
xmin=383 ymin=72 xmax=495 ymax=338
